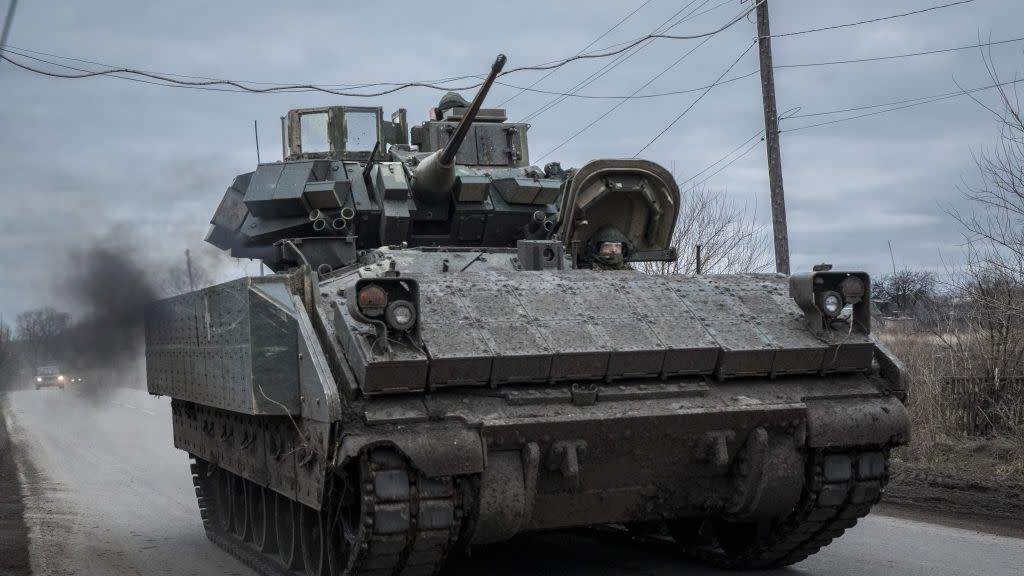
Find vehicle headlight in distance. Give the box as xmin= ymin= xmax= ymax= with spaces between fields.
xmin=817 ymin=291 xmax=844 ymax=318
xmin=58 ymin=375 xmax=65 ymax=382
xmin=36 ymin=377 xmax=42 ymax=383
xmin=385 ymin=300 xmax=417 ymax=331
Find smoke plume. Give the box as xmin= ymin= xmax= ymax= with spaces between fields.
xmin=56 ymin=232 xmax=227 ymax=398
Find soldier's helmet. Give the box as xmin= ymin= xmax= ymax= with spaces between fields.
xmin=438 ymin=91 xmax=470 ymax=112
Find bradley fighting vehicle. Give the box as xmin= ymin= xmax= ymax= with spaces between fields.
xmin=145 ymin=55 xmax=910 ymax=575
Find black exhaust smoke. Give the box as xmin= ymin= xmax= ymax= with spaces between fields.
xmin=57 ymin=233 xmax=224 ymax=396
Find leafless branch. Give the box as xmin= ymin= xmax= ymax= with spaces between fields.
xmin=637 ymin=186 xmax=771 ymax=275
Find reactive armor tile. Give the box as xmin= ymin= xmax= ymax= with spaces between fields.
xmin=481 ymin=322 xmax=552 ymax=384
xmin=535 ymin=320 xmax=610 ymax=380
xmin=420 ymin=322 xmax=494 ymax=387
xmin=596 ymin=317 xmax=667 ymax=379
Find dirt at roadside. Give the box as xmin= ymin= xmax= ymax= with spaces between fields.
xmin=0 ymin=397 xmax=32 ymax=576
xmin=883 ymin=437 xmax=1024 ymax=537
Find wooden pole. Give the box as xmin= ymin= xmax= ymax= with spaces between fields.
xmin=754 ymin=0 xmax=790 ymax=274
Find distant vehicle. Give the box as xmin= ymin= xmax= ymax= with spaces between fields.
xmin=34 ymin=365 xmax=66 ymax=390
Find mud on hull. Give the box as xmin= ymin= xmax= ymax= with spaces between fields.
xmin=173 ymin=375 xmax=907 ymax=574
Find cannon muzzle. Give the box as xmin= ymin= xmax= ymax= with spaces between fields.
xmin=411 ymin=54 xmax=507 ymax=204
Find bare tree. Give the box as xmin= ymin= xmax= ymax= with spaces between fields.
xmin=16 ymin=307 xmax=71 ymax=366
xmin=949 ymin=47 xmax=1024 ymax=310
xmin=875 ymin=269 xmax=937 ymax=314
xmin=933 ymin=48 xmax=1024 ymax=434
xmin=639 ymin=187 xmax=771 ymax=275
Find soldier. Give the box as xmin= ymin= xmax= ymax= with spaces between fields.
xmin=588 ymin=226 xmax=631 ymax=270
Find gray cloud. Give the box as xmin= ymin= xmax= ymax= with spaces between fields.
xmin=2 ymin=0 xmax=1023 ymax=321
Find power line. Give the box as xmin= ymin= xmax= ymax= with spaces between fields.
xmin=0 ymin=50 xmax=488 ymax=97
xmin=0 ymin=4 xmax=759 ymax=99
xmin=6 ymin=18 xmax=1016 ymax=101
xmin=691 ymin=135 xmax=763 ymax=189
xmin=511 ymin=69 xmax=760 ymax=100
xmin=768 ymin=0 xmax=975 ymax=39
xmin=633 ymin=40 xmax=757 ymax=157
xmin=677 ymin=129 xmax=764 ymax=187
xmin=782 ymin=77 xmax=1024 ymax=133
xmin=777 ymin=36 xmax=1024 ymax=69
xmin=680 ymin=77 xmax=1024 ymax=187
xmin=7 ymin=31 xmax=1023 ymax=101
xmin=497 ymin=0 xmax=653 ymax=108
xmin=790 ymin=77 xmax=1024 ymax=120
xmin=2 ymin=43 xmax=757 ymax=101
xmin=501 ymin=0 xmax=760 ymax=76
xmin=6 ymin=43 xmax=481 ymax=89
xmin=530 ymin=1 xmax=761 ymax=158
xmin=1 ymin=48 xmax=270 ymax=93
xmin=520 ymin=0 xmax=713 ymax=124
xmin=535 ymin=32 xmax=718 ymax=162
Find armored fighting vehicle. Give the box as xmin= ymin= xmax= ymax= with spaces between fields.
xmin=145 ymin=55 xmax=910 ymax=575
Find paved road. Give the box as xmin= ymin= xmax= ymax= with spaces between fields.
xmin=3 ymin=388 xmax=1023 ymax=576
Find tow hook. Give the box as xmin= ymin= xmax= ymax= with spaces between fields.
xmin=547 ymin=439 xmax=587 ymax=490
xmin=571 ymin=383 xmax=598 ymax=406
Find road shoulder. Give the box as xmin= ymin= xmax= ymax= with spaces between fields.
xmin=882 ymin=454 xmax=1024 ymax=540
xmin=0 ymin=395 xmax=31 ymax=576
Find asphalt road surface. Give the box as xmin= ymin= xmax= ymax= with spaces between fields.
xmin=2 ymin=387 xmax=1022 ymax=576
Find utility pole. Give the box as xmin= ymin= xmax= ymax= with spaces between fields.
xmin=753 ymin=0 xmax=790 ymax=275
xmin=0 ymin=0 xmax=20 ymax=59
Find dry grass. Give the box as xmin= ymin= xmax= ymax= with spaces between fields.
xmin=879 ymin=330 xmax=1024 ymax=481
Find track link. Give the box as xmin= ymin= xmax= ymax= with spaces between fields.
xmin=344 ymin=449 xmax=464 ymax=576
xmin=680 ymin=448 xmax=890 ymax=569
xmin=190 ymin=449 xmax=464 ymax=576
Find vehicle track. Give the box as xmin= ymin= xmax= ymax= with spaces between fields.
xmin=190 ymin=448 xmax=465 ymax=576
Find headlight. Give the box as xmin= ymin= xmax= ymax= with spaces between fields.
xmin=348 ymin=277 xmax=420 ymax=335
xmin=58 ymin=375 xmax=65 ymax=382
xmin=385 ymin=300 xmax=417 ymax=331
xmin=838 ymin=276 xmax=866 ymax=304
xmin=818 ymin=291 xmax=843 ymax=317
xmin=36 ymin=377 xmax=42 ymax=383
xmin=357 ymin=284 xmax=388 ymax=317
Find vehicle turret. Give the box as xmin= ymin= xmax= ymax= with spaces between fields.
xmin=409 ymin=54 xmax=506 ymax=204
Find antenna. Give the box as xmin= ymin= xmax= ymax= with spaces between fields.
xmin=185 ymin=249 xmax=196 ymax=292
xmin=280 ymin=116 xmax=287 ymax=161
xmin=254 ymin=120 xmax=261 ymax=164
xmin=887 ymin=240 xmax=897 ymax=276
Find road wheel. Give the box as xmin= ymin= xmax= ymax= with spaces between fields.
xmin=230 ymin=475 xmax=250 ymax=541
xmin=276 ymin=492 xmax=303 ymax=571
xmin=674 ymin=450 xmax=889 ymax=569
xmin=300 ymin=505 xmax=326 ymax=576
xmin=249 ymin=482 xmax=275 ymax=553
xmin=215 ymin=469 xmax=233 ymax=533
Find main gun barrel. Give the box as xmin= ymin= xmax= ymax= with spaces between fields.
xmin=411 ymin=54 xmax=507 ymax=204
xmin=440 ymin=54 xmax=506 ymax=166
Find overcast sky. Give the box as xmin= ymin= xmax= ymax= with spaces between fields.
xmin=2 ymin=0 xmax=1023 ymax=323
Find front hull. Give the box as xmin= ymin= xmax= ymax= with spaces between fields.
xmin=171 ymin=373 xmax=908 ymax=537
